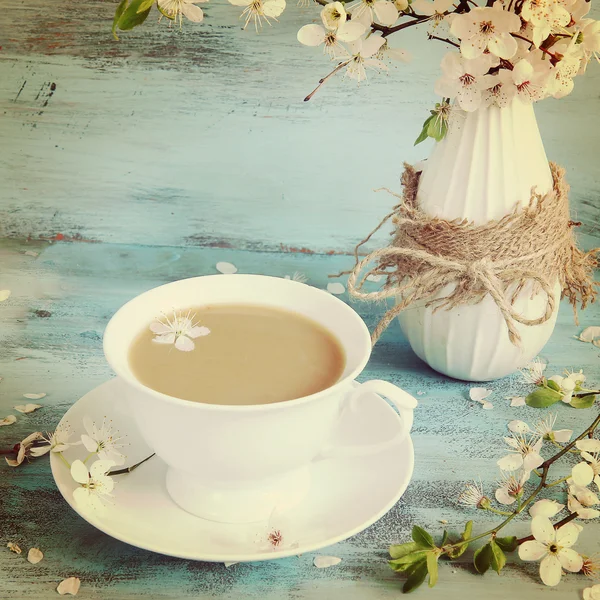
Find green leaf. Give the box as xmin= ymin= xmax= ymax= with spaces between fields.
xmin=495 ymin=536 xmax=518 ymax=553
xmin=414 ymin=116 xmax=434 ymax=146
xmin=546 ymin=379 xmax=561 ymax=392
xmin=473 ymin=543 xmax=493 ymax=574
xmin=412 ymin=525 xmax=435 ymax=549
xmin=489 ymin=540 xmax=506 ymax=574
xmin=403 ymin=559 xmax=428 ymax=594
xmin=426 ymin=552 xmax=439 ymax=588
xmin=571 ymin=394 xmax=596 ymax=409
xmin=426 ymin=114 xmax=448 ymax=142
xmin=390 ymin=541 xmax=421 ymax=560
xmin=389 ymin=551 xmax=429 ymax=572
xmin=112 ymin=0 xmax=129 ymax=40
xmin=447 ymin=521 xmax=472 ymax=559
xmin=526 ymin=387 xmax=562 ymax=408
xmin=117 ymin=0 xmax=152 ymax=31
xmin=441 ymin=530 xmax=449 ymax=546
xmin=462 ymin=521 xmax=473 ymax=540
xmin=137 ymin=0 xmax=155 ymax=12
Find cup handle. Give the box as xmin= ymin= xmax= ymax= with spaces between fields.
xmin=318 ymin=380 xmax=418 ymax=460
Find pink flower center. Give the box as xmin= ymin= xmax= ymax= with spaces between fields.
xmin=460 ymin=73 xmax=476 ymax=86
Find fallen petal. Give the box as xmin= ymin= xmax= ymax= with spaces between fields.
xmin=57 ymin=577 xmax=81 ymax=596
xmin=23 ymin=393 xmax=46 ymax=400
xmin=13 ymin=404 xmax=42 ymax=414
xmin=509 ymin=396 xmax=526 ymax=407
xmin=481 ymin=401 xmax=494 ymax=410
xmin=327 ymin=282 xmax=345 ymax=295
xmin=7 ymin=542 xmax=22 ymax=554
xmin=223 ymin=562 xmax=238 ymax=568
xmin=366 ymin=274 xmax=382 ymax=282
xmin=469 ymin=387 xmax=492 ymax=402
xmin=27 ymin=548 xmax=44 ymax=564
xmin=0 ymin=290 xmax=11 ymax=302
xmin=577 ymin=326 xmax=600 ymax=343
xmin=508 ymin=420 xmax=531 ymax=434
xmin=314 ymin=555 xmax=342 ymax=568
xmin=24 ymin=250 xmax=39 ymax=257
xmin=0 ymin=415 xmax=17 ymax=426
xmin=216 ymin=261 xmax=238 ymax=274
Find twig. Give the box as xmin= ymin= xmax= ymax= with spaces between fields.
xmin=427 ymin=33 xmax=459 ymax=48
xmin=304 ymin=59 xmax=351 ymax=102
xmin=512 ymin=33 xmax=558 ymax=58
xmin=108 ymin=453 xmax=156 ymax=476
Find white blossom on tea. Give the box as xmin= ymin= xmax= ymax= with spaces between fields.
xmin=56 ymin=577 xmax=81 ymax=596
xmin=13 ymin=403 xmax=42 ymax=414
xmin=150 ymin=311 xmax=210 ymax=352
xmin=81 ymin=416 xmax=126 ymax=465
xmin=534 ymin=414 xmax=573 ymax=443
xmin=529 ymin=499 xmax=564 ymax=518
xmin=228 ymin=0 xmax=286 ymax=31
xmin=158 ymin=0 xmax=207 ymax=23
xmin=495 ymin=470 xmax=527 ymax=505
xmin=0 ymin=415 xmax=16 ymax=426
xmin=497 ymin=433 xmax=543 ymax=473
xmin=520 ymin=357 xmax=547 ymax=385
xmin=518 ymin=516 xmax=583 ymax=586
xmin=5 ymin=432 xmax=44 ymax=467
xmin=71 ymin=459 xmax=116 ymax=511
xmin=30 ymin=424 xmax=80 ymax=457
xmin=343 ymin=35 xmax=387 ymax=81
xmin=27 ymin=547 xmax=44 ymax=564
xmin=450 ymin=5 xmax=521 ymax=59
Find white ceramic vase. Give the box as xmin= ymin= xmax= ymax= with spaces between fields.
xmin=397 ymin=98 xmax=561 ymax=381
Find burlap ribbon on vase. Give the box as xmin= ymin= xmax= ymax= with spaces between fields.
xmin=346 ymin=162 xmax=599 ymax=347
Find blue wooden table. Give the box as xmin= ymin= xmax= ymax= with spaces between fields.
xmin=1 ymin=238 xmax=599 ymax=598
xmin=1 ymin=0 xmax=600 ymax=595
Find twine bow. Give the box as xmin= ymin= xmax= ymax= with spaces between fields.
xmin=345 ymin=163 xmax=598 ymax=348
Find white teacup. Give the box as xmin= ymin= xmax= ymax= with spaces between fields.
xmin=103 ymin=275 xmax=417 ymax=523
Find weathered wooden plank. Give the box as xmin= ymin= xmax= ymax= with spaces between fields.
xmin=1 ymin=2 xmax=599 ymax=252
xmin=0 ymin=238 xmax=599 ymax=598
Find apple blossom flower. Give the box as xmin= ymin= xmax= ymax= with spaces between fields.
xmin=581 ymin=555 xmax=600 ymax=579
xmin=434 ymin=52 xmax=495 ymax=112
xmin=450 ymin=5 xmax=521 ymax=59
xmin=71 ymin=459 xmax=116 ymax=511
xmin=497 ymin=432 xmax=544 ymax=472
xmin=495 ymin=470 xmax=527 ymax=504
xmin=81 ymin=416 xmax=126 ymax=466
xmin=30 ymin=424 xmax=80 ymax=457
xmin=529 ymin=499 xmax=564 ymax=518
xmin=479 ymin=73 xmax=516 ymax=108
xmin=518 ymin=516 xmax=583 ymax=586
xmin=458 ymin=479 xmax=490 ymax=508
xmin=297 ymin=20 xmax=366 ymax=58
xmin=228 ymin=0 xmax=286 ymax=31
xmin=150 ymin=310 xmax=210 ymax=352
xmin=548 ymin=370 xmax=586 ymax=403
xmin=321 ymin=1 xmax=346 ymax=29
xmin=547 ymin=55 xmax=582 ymax=98
xmin=568 ymin=481 xmax=600 ymax=510
xmin=158 ymin=0 xmax=207 ymax=25
xmin=575 ymin=439 xmax=600 ymax=491
xmin=343 ymin=35 xmax=387 ymax=82
xmin=500 ymin=57 xmax=550 ymax=104
xmin=534 ymin=414 xmax=573 ymax=443
xmin=568 ymin=492 xmax=600 ymax=519
xmin=5 ymin=432 xmax=44 ymax=467
xmin=410 ymin=0 xmax=454 ymax=29
xmin=521 ymin=0 xmax=571 ymax=47
xmin=520 ymin=357 xmax=547 ymax=385
xmin=576 ymin=20 xmax=600 ymax=72
xmin=350 ymin=0 xmax=399 ymax=28
xmin=375 ymin=39 xmax=411 ymax=65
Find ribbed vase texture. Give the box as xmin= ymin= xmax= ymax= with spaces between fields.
xmin=397 ymin=99 xmax=561 ymax=381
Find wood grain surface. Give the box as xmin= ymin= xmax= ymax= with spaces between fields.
xmin=1 ymin=238 xmax=600 ymax=599
xmin=1 ymin=0 xmax=599 ymax=253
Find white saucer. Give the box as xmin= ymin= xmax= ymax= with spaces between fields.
xmin=50 ymin=378 xmax=414 ymax=562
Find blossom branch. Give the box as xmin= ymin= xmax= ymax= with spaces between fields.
xmin=108 ymin=453 xmax=156 ymax=476
xmin=427 ymin=33 xmax=460 ymax=48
